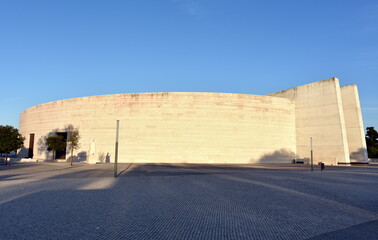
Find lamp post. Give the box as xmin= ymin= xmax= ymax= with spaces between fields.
xmin=310 ymin=137 xmax=313 ymax=172
xmin=114 ymin=120 xmax=119 ymax=178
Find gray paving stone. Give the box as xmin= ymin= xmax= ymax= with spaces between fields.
xmin=0 ymin=163 xmax=377 ymax=239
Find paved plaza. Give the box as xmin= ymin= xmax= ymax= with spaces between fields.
xmin=1 ymin=162 xmax=378 ymax=239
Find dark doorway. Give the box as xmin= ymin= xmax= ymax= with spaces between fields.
xmin=55 ymin=132 xmax=67 ymax=160
xmin=28 ymin=133 xmax=35 ymax=158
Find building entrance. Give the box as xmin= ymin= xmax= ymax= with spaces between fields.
xmin=28 ymin=133 xmax=34 ymax=158
xmin=56 ymin=132 xmax=67 ymax=159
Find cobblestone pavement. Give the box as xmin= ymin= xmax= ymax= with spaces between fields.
xmin=1 ymin=162 xmax=378 ymax=239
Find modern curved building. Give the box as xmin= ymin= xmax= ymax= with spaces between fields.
xmin=18 ymin=78 xmax=368 ymax=165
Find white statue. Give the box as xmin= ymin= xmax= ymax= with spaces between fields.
xmin=90 ymin=138 xmax=96 ymax=156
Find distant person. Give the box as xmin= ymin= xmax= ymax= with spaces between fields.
xmin=105 ymin=153 xmax=111 ymax=163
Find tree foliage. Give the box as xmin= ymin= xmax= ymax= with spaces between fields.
xmin=0 ymin=125 xmax=25 ymax=165
xmin=366 ymin=127 xmax=378 ymax=158
xmin=45 ymin=135 xmax=66 ymax=161
xmin=67 ymin=130 xmax=80 ymax=166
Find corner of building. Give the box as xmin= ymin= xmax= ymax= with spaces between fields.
xmin=340 ymin=84 xmax=369 ymax=163
xmin=268 ymin=78 xmax=351 ymax=165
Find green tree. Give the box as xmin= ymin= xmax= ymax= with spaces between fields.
xmin=0 ymin=125 xmax=25 ymax=165
xmin=67 ymin=130 xmax=80 ymax=166
xmin=366 ymin=127 xmax=378 ymax=158
xmin=45 ymin=135 xmax=66 ymax=161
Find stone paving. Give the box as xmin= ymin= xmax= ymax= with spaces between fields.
xmin=1 ymin=162 xmax=378 ymax=239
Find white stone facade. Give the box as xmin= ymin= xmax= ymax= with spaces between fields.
xmin=19 ymin=78 xmax=368 ymax=165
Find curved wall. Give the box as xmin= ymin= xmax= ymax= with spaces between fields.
xmin=19 ymin=92 xmax=296 ymax=164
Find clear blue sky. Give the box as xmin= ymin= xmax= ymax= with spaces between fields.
xmin=1 ymin=0 xmax=377 ymax=129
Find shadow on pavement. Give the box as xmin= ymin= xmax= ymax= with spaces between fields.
xmin=307 ymin=220 xmax=378 ymax=240
xmin=1 ymin=163 xmax=378 ymax=240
